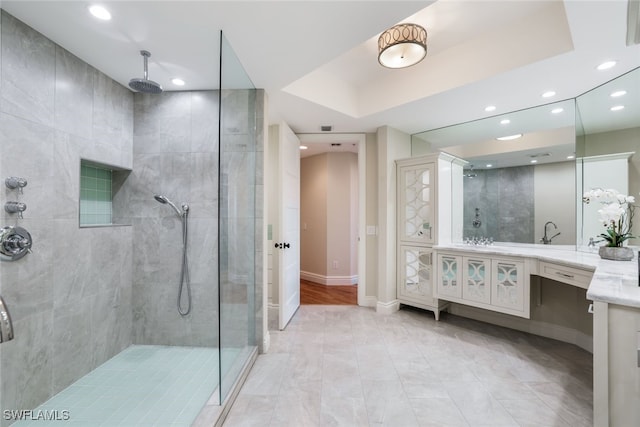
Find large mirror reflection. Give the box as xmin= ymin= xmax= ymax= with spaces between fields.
xmin=412 ymin=100 xmax=577 ymax=246
xmin=576 ymin=67 xmax=639 ymax=249
xmin=411 ymin=66 xmax=639 ymax=250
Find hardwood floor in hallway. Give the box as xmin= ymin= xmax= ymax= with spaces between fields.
xmin=300 ymin=279 xmax=357 ymax=305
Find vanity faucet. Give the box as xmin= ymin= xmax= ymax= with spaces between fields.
xmin=540 ymin=221 xmax=561 ymax=244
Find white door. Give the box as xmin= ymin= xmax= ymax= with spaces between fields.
xmin=276 ymin=123 xmax=300 ymax=329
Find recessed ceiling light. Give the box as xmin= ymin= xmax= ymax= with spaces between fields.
xmin=567 ymin=155 xmax=575 ymax=160
xmin=171 ymin=78 xmax=185 ymax=86
xmin=530 ymin=159 xmax=538 ymax=164
xmin=542 ymin=91 xmax=556 ymax=98
xmin=500 ymin=119 xmax=510 ymax=125
xmin=486 ymin=164 xmax=493 ymax=168
xmin=299 ymin=145 xmax=308 ymax=150
xmin=610 ymin=105 xmax=625 ymax=111
xmin=484 ymin=105 xmax=496 ymax=112
xmin=597 ymin=61 xmax=616 ymax=70
xmin=88 ymin=5 xmax=111 ymax=21
xmin=496 ymin=134 xmax=522 ymax=141
xmin=551 ymin=108 xmax=564 ymax=114
xmin=610 ymin=90 xmax=627 ymax=97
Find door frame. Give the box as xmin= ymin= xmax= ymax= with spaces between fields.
xmin=297 ymin=133 xmax=369 ymax=307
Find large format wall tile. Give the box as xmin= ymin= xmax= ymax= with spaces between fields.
xmin=0 ymin=11 xmax=134 ymax=419
xmin=0 ymin=11 xmax=55 ymax=126
xmin=54 ymin=46 xmax=93 ymax=139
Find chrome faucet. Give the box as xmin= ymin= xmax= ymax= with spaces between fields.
xmin=540 ymin=221 xmax=561 ymax=244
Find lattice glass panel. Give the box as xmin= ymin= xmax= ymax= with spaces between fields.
xmin=403 ymin=249 xmax=431 ymax=297
xmin=466 ymin=259 xmax=486 ymax=300
xmin=438 ymin=255 xmax=459 ymax=297
xmin=495 ymin=262 xmax=519 ymax=306
xmin=403 ymin=167 xmax=433 ymax=240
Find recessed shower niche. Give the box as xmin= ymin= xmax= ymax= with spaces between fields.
xmin=79 ymin=159 xmax=131 ymax=227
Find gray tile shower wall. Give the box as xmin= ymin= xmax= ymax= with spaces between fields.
xmin=463 ymin=166 xmax=535 ymax=243
xmin=127 ymin=90 xmax=220 ymax=347
xmin=0 ymin=11 xmax=133 ymax=424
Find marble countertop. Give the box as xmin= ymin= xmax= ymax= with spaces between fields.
xmin=434 ymin=243 xmax=640 ymax=309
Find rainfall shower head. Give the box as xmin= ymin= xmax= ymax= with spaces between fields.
xmin=129 ymin=50 xmax=163 ymax=94
xmin=154 ymin=194 xmax=181 ymax=216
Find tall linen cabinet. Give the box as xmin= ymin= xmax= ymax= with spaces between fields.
xmin=396 ymin=153 xmax=465 ymax=319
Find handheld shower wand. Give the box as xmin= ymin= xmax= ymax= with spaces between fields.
xmin=154 ymin=194 xmax=191 ymax=316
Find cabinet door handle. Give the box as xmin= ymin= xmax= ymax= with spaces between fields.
xmin=555 ymin=272 xmax=574 ymax=279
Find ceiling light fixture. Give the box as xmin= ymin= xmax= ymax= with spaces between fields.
xmin=610 ymin=105 xmax=625 ymax=111
xmin=530 ymin=159 xmax=538 ymax=164
xmin=610 ymin=90 xmax=627 ymax=97
xmin=299 ymin=145 xmax=308 ymax=150
xmin=378 ymin=23 xmax=427 ymax=69
xmin=500 ymin=119 xmax=510 ymax=125
xmin=496 ymin=134 xmax=522 ymax=141
xmin=485 ymin=105 xmax=496 ymax=112
xmin=551 ymin=108 xmax=564 ymax=114
xmin=171 ymin=78 xmax=185 ymax=86
xmin=597 ymin=60 xmax=617 ymax=70
xmin=542 ymin=91 xmax=556 ymax=98
xmin=567 ymin=155 xmax=575 ymax=160
xmin=486 ymin=164 xmax=493 ymax=168
xmin=88 ymin=5 xmax=111 ymax=21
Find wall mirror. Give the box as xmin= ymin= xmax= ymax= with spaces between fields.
xmin=411 ymin=66 xmax=639 ymax=250
xmin=576 ymin=67 xmax=640 ymax=250
xmin=412 ymin=99 xmax=577 ymax=246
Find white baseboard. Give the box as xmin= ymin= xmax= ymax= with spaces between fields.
xmin=360 ymin=296 xmax=378 ymax=308
xmin=262 ymin=331 xmax=270 ymax=353
xmin=301 ymin=271 xmax=358 ymax=286
xmin=376 ymin=299 xmax=400 ymax=315
xmin=449 ymin=304 xmax=593 ymax=353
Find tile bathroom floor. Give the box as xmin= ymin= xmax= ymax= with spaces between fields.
xmin=223 ymin=305 xmax=592 ymax=427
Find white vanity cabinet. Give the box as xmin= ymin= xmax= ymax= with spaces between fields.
xmin=397 ymin=246 xmax=439 ymax=314
xmin=436 ymin=253 xmax=462 ymax=299
xmin=462 ymin=256 xmax=491 ymax=305
xmin=396 ymin=153 xmax=465 ymax=319
xmin=435 ymin=250 xmax=530 ymax=318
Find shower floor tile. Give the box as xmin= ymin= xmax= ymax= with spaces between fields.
xmin=12 ymin=345 xmax=222 ymax=427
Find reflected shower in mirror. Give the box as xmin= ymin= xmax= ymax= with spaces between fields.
xmin=412 ymin=100 xmax=577 ymax=245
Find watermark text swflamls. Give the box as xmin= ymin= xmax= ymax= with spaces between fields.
xmin=3 ymin=409 xmax=70 ymax=421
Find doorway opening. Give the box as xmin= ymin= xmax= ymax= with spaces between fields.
xmin=298 ymin=134 xmax=366 ymax=307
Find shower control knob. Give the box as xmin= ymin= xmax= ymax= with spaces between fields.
xmin=4 ymin=202 xmax=27 ymax=218
xmin=5 ymin=177 xmax=27 ymax=192
xmin=0 ymin=226 xmax=32 ymax=261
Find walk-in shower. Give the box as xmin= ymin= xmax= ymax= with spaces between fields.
xmin=0 ymin=12 xmax=260 ymax=426
xmin=154 ymin=194 xmax=192 ymax=316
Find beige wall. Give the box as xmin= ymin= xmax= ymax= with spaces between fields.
xmin=300 ymin=154 xmax=328 ymax=277
xmin=581 ymin=127 xmax=640 ymax=244
xmin=534 ymin=161 xmax=576 ymax=245
xmin=300 ymin=152 xmax=358 ymax=282
xmin=377 ymin=126 xmax=412 ymax=307
xmin=365 ymin=133 xmax=379 ymax=299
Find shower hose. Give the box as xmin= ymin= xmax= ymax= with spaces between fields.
xmin=178 ymin=210 xmax=192 ymax=316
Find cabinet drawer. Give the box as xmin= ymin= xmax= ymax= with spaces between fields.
xmin=538 ymin=261 xmax=593 ymax=289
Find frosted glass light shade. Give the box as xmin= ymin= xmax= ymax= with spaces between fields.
xmin=378 ymin=23 xmax=427 ymax=69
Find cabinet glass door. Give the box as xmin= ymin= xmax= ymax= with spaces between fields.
xmin=400 ymin=164 xmax=434 ymax=244
xmin=437 ymin=254 xmax=461 ymax=298
xmin=398 ymin=246 xmax=434 ymax=304
xmin=491 ymin=259 xmax=524 ymax=312
xmin=463 ymin=257 xmax=491 ymax=304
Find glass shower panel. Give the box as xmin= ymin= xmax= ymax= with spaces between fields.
xmin=218 ymin=32 xmax=258 ymax=403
